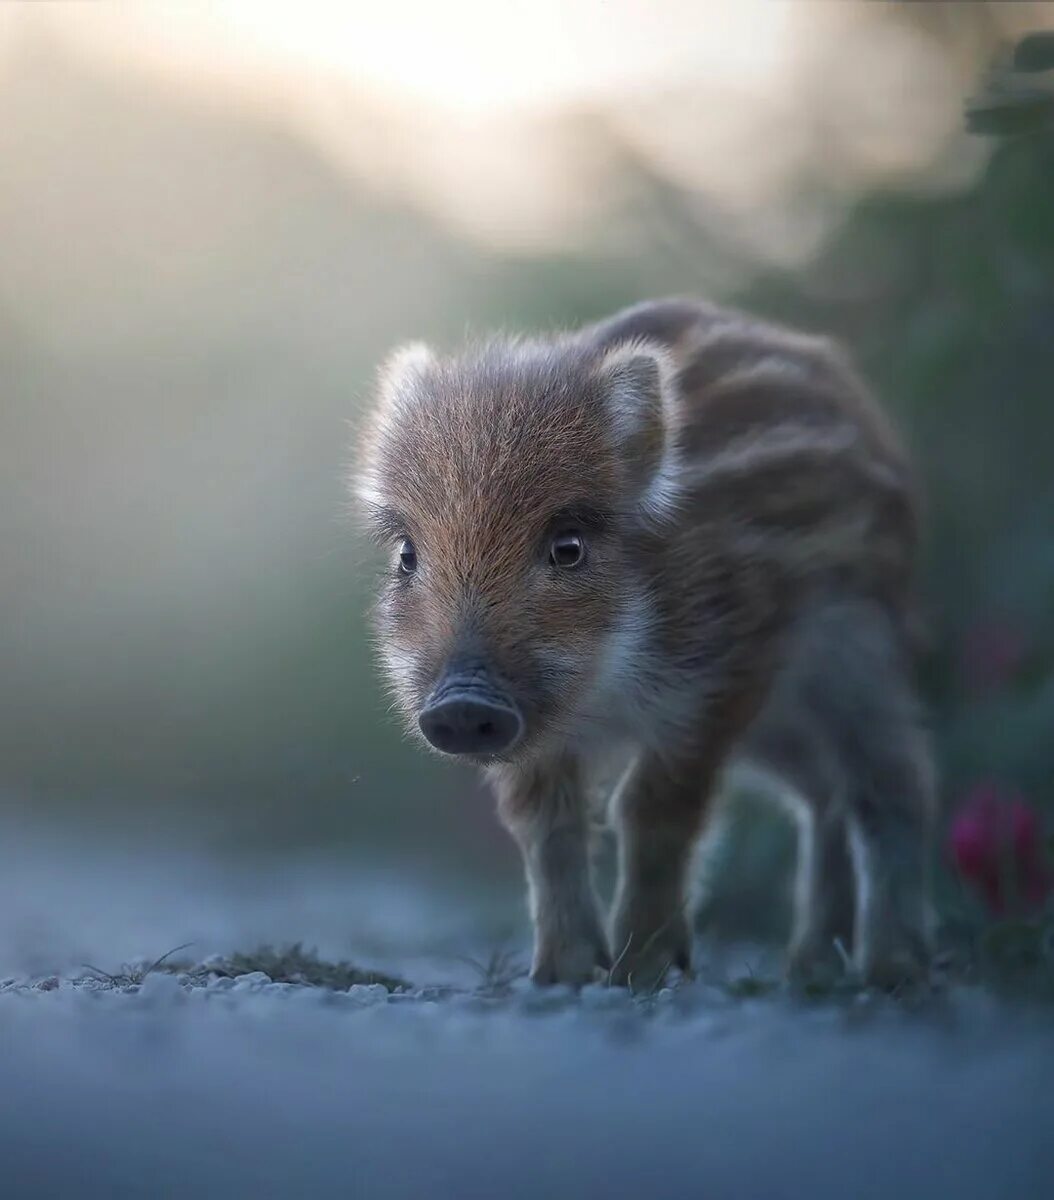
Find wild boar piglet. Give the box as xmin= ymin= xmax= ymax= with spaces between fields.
xmin=354 ymin=297 xmax=936 ymax=990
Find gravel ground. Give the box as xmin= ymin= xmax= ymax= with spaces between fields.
xmin=3 ymin=976 xmax=1053 ymax=1200
xmin=2 ymin=819 xmax=1053 ymax=1200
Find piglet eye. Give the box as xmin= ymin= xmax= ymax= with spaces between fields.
xmin=549 ymin=531 xmax=585 ymax=569
xmin=398 ymin=538 xmax=418 ymax=574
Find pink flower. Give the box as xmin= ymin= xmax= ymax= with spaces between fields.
xmin=950 ymin=782 xmax=1052 ymax=915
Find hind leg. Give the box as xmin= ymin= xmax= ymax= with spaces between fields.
xmin=787 ymin=806 xmax=856 ymax=979
xmin=846 ymin=728 xmax=937 ymax=988
xmin=735 ymin=741 xmax=857 ymax=979
xmin=816 ymin=613 xmax=937 ymax=987
xmin=743 ymin=597 xmax=936 ymax=987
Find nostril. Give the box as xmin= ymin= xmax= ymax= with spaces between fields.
xmin=418 ymin=694 xmax=522 ymax=756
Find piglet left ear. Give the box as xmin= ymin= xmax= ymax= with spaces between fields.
xmin=377 ymin=341 xmax=436 ymax=411
xmin=594 ymin=340 xmax=680 ymax=524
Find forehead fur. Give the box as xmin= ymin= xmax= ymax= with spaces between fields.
xmin=361 ymin=338 xmax=620 ymax=536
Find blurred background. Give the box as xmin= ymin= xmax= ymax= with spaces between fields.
xmin=1 ymin=1 xmax=1053 ymax=968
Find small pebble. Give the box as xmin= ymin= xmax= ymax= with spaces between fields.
xmin=138 ymin=972 xmax=185 ymax=1001
xmin=347 ymin=983 xmax=389 ymax=1005
xmin=232 ymin=971 xmax=272 ymax=990
xmin=263 ymin=982 xmax=299 ymax=997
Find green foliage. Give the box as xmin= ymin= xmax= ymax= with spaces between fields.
xmin=734 ymin=119 xmax=1054 ymax=827
xmin=966 ymin=32 xmax=1054 ymax=136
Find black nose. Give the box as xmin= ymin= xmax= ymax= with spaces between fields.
xmin=418 ymin=693 xmax=523 ymax=756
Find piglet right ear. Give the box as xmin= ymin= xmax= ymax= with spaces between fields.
xmin=594 ymin=340 xmax=681 ymax=525
xmin=377 ymin=341 xmax=436 ymax=411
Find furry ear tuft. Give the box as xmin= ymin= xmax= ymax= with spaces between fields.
xmin=352 ymin=342 xmax=435 ymax=514
xmin=377 ymin=341 xmax=435 ymax=409
xmin=594 ymin=341 xmax=681 ymax=523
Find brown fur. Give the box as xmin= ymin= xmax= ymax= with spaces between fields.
xmin=353 ymin=297 xmax=936 ymax=990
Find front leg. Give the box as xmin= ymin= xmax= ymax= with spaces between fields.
xmin=607 ymin=751 xmax=715 ymax=991
xmin=492 ymin=755 xmax=610 ymax=985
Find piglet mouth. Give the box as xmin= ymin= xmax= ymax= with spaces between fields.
xmin=417 ymin=672 xmax=524 ymax=758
